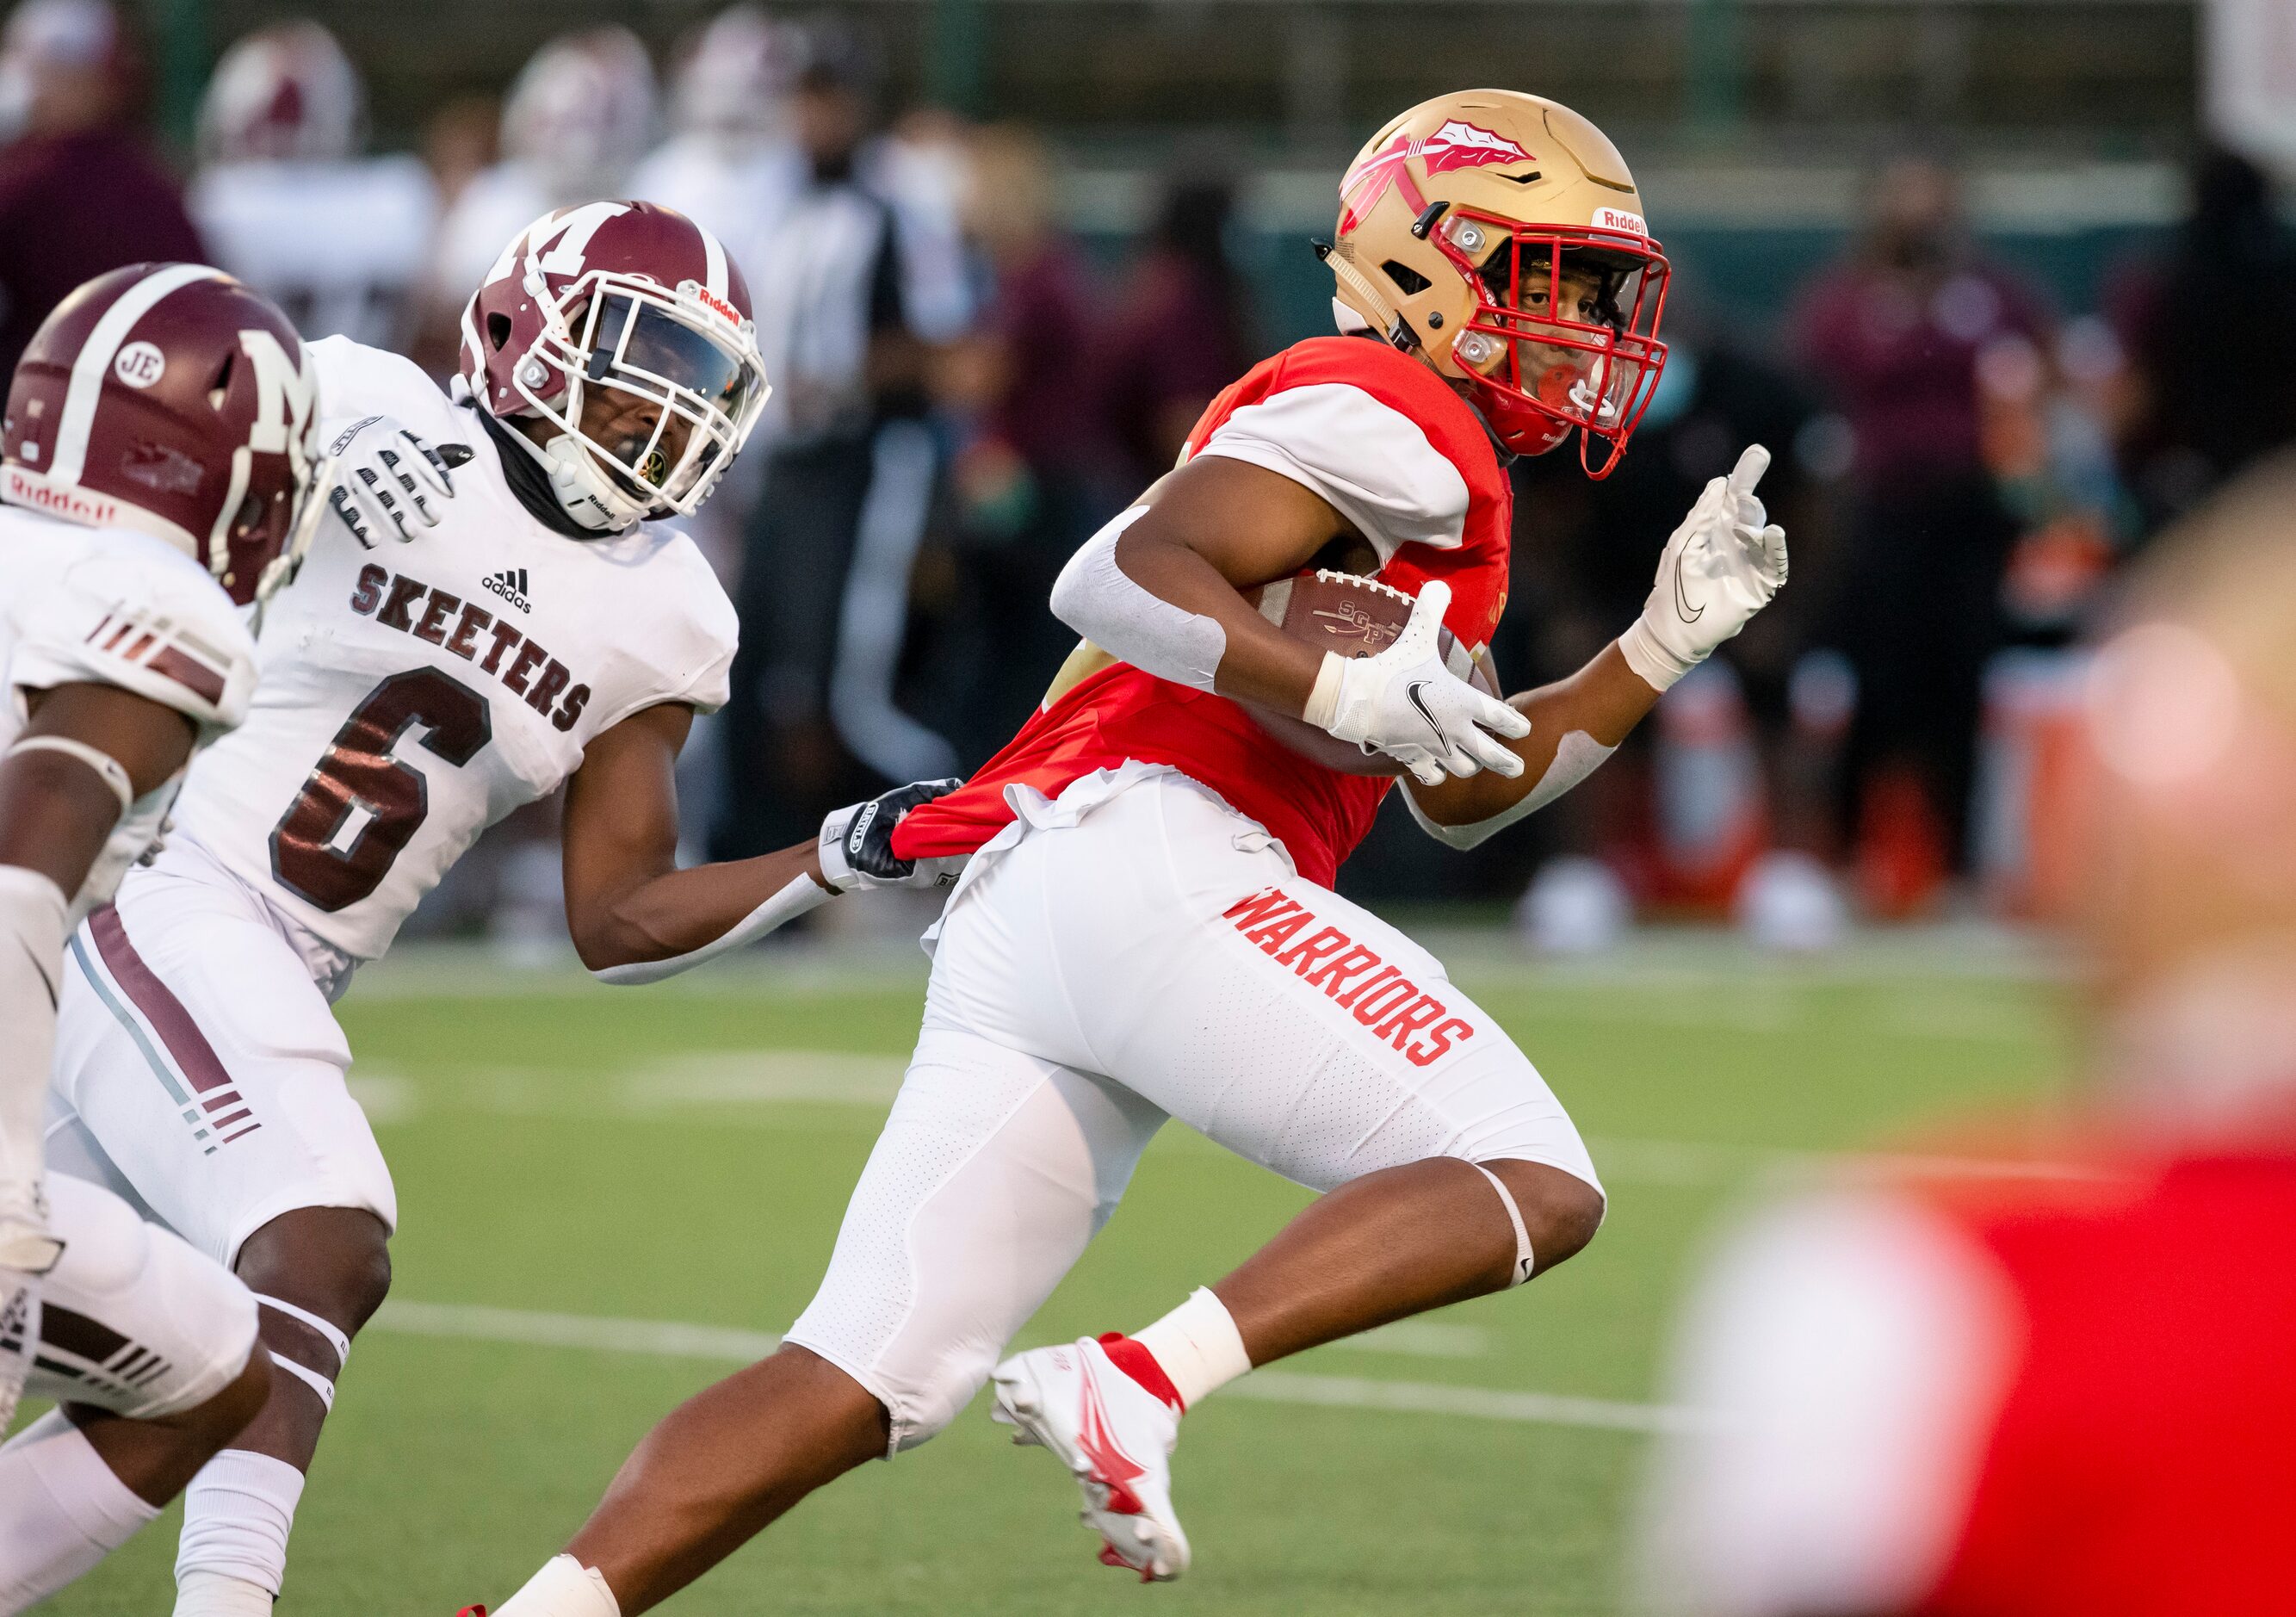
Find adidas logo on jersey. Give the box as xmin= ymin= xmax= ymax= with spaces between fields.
xmin=482 ymin=568 xmax=532 ymax=614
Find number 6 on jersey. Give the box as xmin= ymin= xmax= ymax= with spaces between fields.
xmin=269 ymin=669 xmax=492 ymax=911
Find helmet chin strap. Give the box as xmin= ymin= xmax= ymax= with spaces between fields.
xmin=540 ymin=431 xmax=647 ymax=534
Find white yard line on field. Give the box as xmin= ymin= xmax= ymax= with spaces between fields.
xmin=369 ymin=1301 xmax=1687 ymax=1432
xmin=353 ymin=1064 xmax=2097 ymax=1192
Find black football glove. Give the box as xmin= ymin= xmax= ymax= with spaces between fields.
xmin=817 ymin=778 xmax=967 ymax=892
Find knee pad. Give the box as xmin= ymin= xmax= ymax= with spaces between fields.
xmin=38 ymin=1176 xmax=259 ymax=1419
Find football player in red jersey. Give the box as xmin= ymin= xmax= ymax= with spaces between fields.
xmin=1637 ymin=462 xmax=2296 ymax=1617
xmin=471 ymin=90 xmax=1787 ymax=1616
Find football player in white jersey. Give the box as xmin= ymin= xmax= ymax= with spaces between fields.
xmin=189 ymin=22 xmax=440 ymax=352
xmin=0 ymin=262 xmax=333 ymax=1611
xmin=43 ymin=201 xmax=961 ymax=1617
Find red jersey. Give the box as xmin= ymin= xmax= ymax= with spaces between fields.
xmin=1915 ymin=1151 xmax=2296 ymax=1616
xmin=1643 ymin=1140 xmax=2296 ymax=1616
xmin=894 ymin=334 xmax=1512 ymax=888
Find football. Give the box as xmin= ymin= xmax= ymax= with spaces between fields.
xmin=1238 ymin=569 xmax=1501 ymax=775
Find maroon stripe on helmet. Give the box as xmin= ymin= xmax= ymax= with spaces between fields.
xmin=146 ymin=644 xmax=226 ymax=705
xmin=100 ymin=621 xmax=136 ymax=652
xmin=220 ymin=1123 xmax=262 ymax=1143
xmin=208 ymin=1108 xmax=254 ymax=1132
xmin=83 ymin=614 xmax=114 ymax=645
xmin=86 ymin=903 xmax=237 ymax=1096
xmin=200 ymin=1092 xmax=244 ymax=1113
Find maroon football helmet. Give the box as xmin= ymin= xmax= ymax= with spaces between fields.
xmin=460 ymin=201 xmax=769 ymax=534
xmin=1 ymin=263 xmax=329 ymax=605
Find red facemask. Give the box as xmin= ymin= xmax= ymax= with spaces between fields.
xmin=1427 ymin=208 xmax=1671 ymax=475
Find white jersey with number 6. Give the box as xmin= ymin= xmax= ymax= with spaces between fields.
xmin=165 ymin=335 xmax=740 ymax=966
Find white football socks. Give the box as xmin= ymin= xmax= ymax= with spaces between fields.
xmin=494 ymin=1553 xmax=622 ymax=1617
xmin=173 ymin=1569 xmax=277 ymax=1617
xmin=174 ymin=1448 xmax=306 ymax=1614
xmin=0 ymin=1409 xmax=161 ymax=1609
xmin=1132 ymin=1286 xmax=1253 ymax=1409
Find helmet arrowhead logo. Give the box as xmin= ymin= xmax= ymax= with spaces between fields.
xmin=1419 ymin=120 xmax=1533 ymax=177
xmin=1340 ymin=119 xmax=1532 ymax=233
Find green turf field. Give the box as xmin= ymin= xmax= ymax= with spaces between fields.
xmin=28 ymin=927 xmax=2071 ymax=1615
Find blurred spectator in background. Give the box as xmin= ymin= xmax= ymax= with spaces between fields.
xmin=1792 ymin=157 xmax=2050 ymax=909
xmin=0 ymin=0 xmax=201 ymax=381
xmin=630 ymin=3 xmax=806 ymax=576
xmin=630 ymin=4 xmax=804 ymax=300
xmin=866 ymin=104 xmax=976 ymax=356
xmin=1098 ymin=174 xmax=1256 ymax=490
xmin=2109 ymin=148 xmax=2296 ymax=535
xmin=710 ymin=19 xmax=966 ymax=860
xmin=405 ymin=95 xmax=498 ymax=374
xmin=1637 ymin=454 xmax=2296 ymax=1616
xmin=427 ymin=27 xmax=656 ymax=326
xmin=928 ymin=123 xmax=1114 ymax=759
xmin=190 ymin=22 xmax=438 ymax=350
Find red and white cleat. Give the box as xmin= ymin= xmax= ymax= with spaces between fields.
xmin=992 ymin=1335 xmax=1191 ymax=1582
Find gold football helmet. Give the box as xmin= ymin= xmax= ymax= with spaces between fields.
xmin=1325 ymin=89 xmax=1669 ymax=475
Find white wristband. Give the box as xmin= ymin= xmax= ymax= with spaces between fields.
xmin=1302 ymin=650 xmax=1346 ymax=731
xmin=590 ymin=873 xmax=831 ymax=987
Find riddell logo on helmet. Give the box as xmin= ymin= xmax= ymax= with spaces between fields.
xmin=1594 ymin=207 xmax=1649 ymax=238
xmin=1340 ymin=119 xmax=1532 ymax=232
xmin=0 ymin=465 xmax=120 ymax=526
xmin=681 ymin=281 xmax=742 ymax=329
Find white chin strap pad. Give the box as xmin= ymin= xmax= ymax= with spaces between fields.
xmin=1468 ymin=1162 xmax=1535 ymax=1287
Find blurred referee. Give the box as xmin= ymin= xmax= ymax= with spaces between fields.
xmin=712 ymin=21 xmax=965 ymax=860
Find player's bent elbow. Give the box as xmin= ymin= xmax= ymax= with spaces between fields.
xmin=564 ymin=899 xmax=664 ymax=977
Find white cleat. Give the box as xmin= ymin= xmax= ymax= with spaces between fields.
xmin=992 ymin=1335 xmax=1191 ymax=1582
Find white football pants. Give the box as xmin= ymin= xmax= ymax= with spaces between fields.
xmin=784 ymin=765 xmax=1598 ymax=1451
xmin=46 ymin=842 xmax=396 ymax=1270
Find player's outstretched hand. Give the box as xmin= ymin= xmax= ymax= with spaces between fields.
xmin=327 ymin=416 xmax=469 ymax=549
xmin=1312 ymin=580 xmax=1530 ymax=786
xmin=1619 ymin=443 xmax=1789 ymax=692
xmin=818 ymin=778 xmax=969 ymax=893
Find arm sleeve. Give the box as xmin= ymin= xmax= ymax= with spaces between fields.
xmin=1402 ymin=728 xmax=1616 ymax=850
xmin=1190 ymin=382 xmax=1470 ymax=562
xmin=1633 ymin=1191 xmax=2017 ymax=1617
xmin=1047 ymin=506 xmax=1225 ymax=691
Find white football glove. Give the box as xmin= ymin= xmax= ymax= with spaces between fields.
xmin=1307 ymin=579 xmax=1531 ymax=787
xmin=326 ymin=416 xmax=467 ymax=548
xmin=818 ymin=778 xmax=969 ymax=893
xmin=1619 ymin=443 xmax=1790 ymax=691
